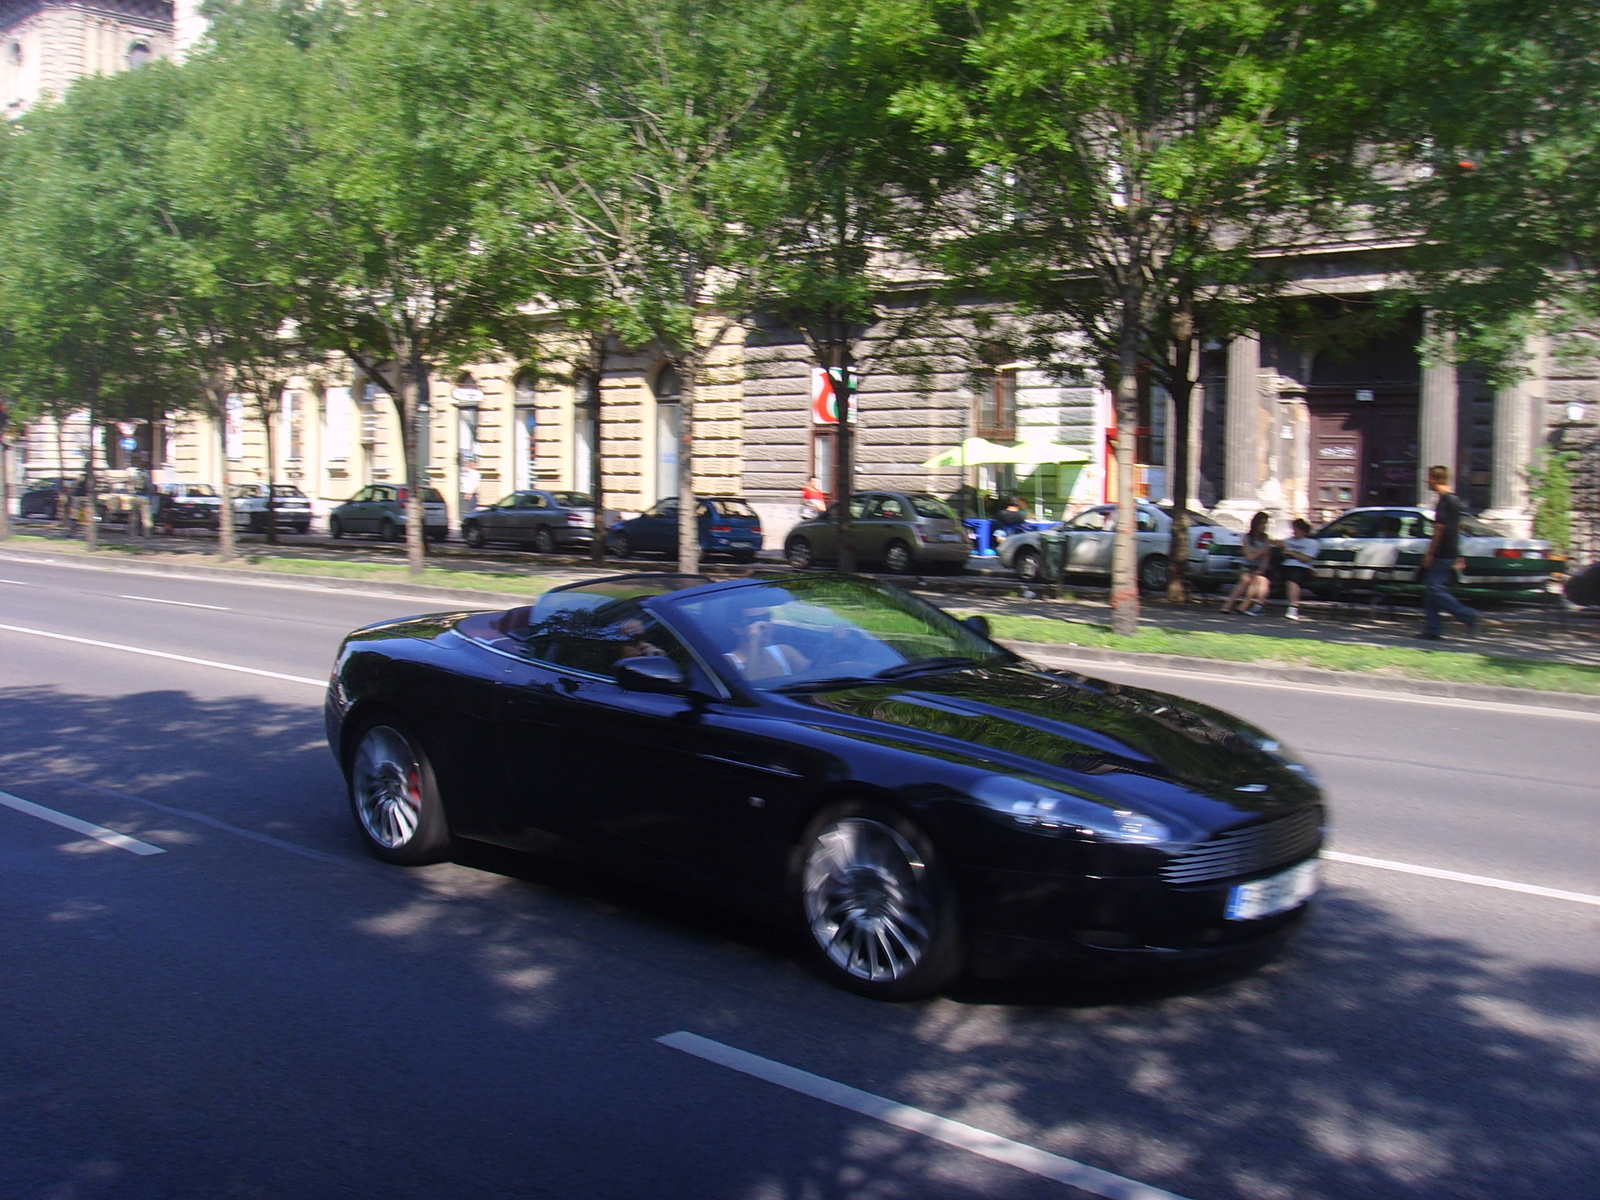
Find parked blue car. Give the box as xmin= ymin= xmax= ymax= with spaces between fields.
xmin=608 ymin=496 xmax=763 ymax=561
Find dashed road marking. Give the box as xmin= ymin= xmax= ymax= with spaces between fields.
xmin=0 ymin=789 xmax=165 ymax=855
xmin=657 ymin=1031 xmax=1190 ymax=1200
xmin=0 ymin=621 xmax=324 ymax=687
xmin=1324 ymin=850 xmax=1600 ymax=907
xmin=118 ymin=594 xmax=231 ymax=611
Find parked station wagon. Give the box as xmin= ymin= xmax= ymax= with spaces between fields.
xmin=785 ymin=491 xmax=970 ymax=574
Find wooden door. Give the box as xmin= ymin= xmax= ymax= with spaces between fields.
xmin=1310 ymin=410 xmax=1363 ymax=527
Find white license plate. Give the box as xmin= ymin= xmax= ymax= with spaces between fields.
xmin=1225 ymin=859 xmax=1320 ymax=921
xmin=940 ymin=532 xmax=965 ymax=542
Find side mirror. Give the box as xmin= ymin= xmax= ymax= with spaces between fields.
xmin=614 ymin=655 xmax=689 ymax=694
xmin=962 ymin=614 xmax=992 ymax=639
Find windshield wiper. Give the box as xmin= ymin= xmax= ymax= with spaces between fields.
xmin=771 ymin=656 xmax=980 ymax=694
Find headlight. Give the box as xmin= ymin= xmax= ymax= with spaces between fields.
xmin=971 ymin=776 xmax=1171 ymax=844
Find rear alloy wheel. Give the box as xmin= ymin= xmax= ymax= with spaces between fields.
xmin=1139 ymin=553 xmax=1170 ymax=592
xmin=883 ymin=540 xmax=913 ymax=574
xmin=796 ymin=804 xmax=962 ymax=1000
xmin=533 ymin=526 xmax=558 ymax=555
xmin=1014 ymin=548 xmax=1042 ymax=583
xmin=785 ymin=536 xmax=814 ymax=568
xmin=346 ymin=717 xmax=451 ymax=865
xmin=610 ymin=532 xmax=632 ymax=558
xmin=463 ymin=522 xmax=485 ymax=549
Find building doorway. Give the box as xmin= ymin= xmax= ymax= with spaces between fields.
xmin=1307 ymin=394 xmax=1419 ymax=526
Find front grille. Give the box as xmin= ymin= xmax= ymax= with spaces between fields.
xmin=1161 ymin=806 xmax=1323 ymax=886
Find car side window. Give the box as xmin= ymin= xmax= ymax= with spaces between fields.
xmin=1069 ymin=508 xmax=1111 ymax=531
xmin=1137 ymin=509 xmax=1159 ymax=533
xmin=520 ymin=600 xmax=693 ymax=677
xmin=849 ymin=496 xmax=872 ymax=519
xmin=656 ymin=501 xmax=679 ymax=519
xmin=525 ymin=493 xmax=548 ymax=509
xmin=1319 ymin=513 xmax=1374 ymax=538
xmin=377 ymin=487 xmax=397 ymax=504
xmin=879 ymin=497 xmax=907 ymax=519
xmin=351 ymin=487 xmax=372 ymax=503
xmin=695 ymin=502 xmax=709 ymax=518
xmin=1399 ymin=513 xmax=1432 ymax=538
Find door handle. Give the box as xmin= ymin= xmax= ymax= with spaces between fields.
xmin=559 ymin=676 xmax=580 ymax=694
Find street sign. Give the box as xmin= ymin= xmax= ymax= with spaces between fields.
xmin=810 ymin=368 xmax=859 ymax=425
xmin=120 ymin=437 xmax=138 ymax=451
xmin=452 ymin=387 xmax=484 ymax=403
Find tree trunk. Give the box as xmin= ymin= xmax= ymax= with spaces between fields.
xmin=262 ymin=397 xmax=279 ymax=546
xmin=676 ymin=353 xmax=700 ymax=575
xmin=54 ymin=407 xmax=69 ymax=522
xmin=1166 ymin=319 xmax=1196 ymax=604
xmin=1110 ymin=321 xmax=1141 ymax=636
xmin=213 ymin=387 xmax=237 ymax=562
xmin=586 ymin=333 xmax=607 ymax=566
xmin=831 ymin=338 xmax=856 ymax=573
xmin=402 ymin=352 xmax=428 ymax=576
xmin=83 ymin=385 xmax=99 ymax=552
xmin=0 ymin=407 xmax=11 ymax=541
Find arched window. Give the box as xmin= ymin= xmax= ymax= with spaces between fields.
xmin=654 ymin=365 xmax=682 ymax=501
xmin=453 ymin=373 xmax=481 ymax=467
xmin=127 ymin=42 xmax=153 ymax=69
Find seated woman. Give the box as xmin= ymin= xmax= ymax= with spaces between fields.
xmin=721 ymin=604 xmax=810 ymax=682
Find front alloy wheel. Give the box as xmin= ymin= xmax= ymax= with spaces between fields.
xmin=799 ymin=809 xmax=961 ymax=999
xmin=786 ymin=537 xmax=814 ymax=568
xmin=347 ymin=720 xmax=451 ymax=864
xmin=1014 ymin=548 xmax=1042 ymax=583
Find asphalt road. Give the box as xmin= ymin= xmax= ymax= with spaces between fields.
xmin=2 ymin=553 xmax=1596 ymax=1200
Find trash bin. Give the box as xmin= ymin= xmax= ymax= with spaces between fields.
xmin=1039 ymin=529 xmax=1067 ymax=581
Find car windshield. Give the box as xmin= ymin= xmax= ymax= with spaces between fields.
xmin=552 ymin=492 xmax=593 ymax=509
xmin=421 ymin=488 xmax=445 ymax=504
xmin=1459 ymin=513 xmax=1502 ymax=537
xmin=909 ymin=494 xmax=958 ymax=520
xmin=709 ymin=498 xmax=758 ymax=518
xmin=177 ymin=484 xmax=218 ymax=497
xmin=269 ymin=485 xmax=305 ymax=498
xmin=669 ymin=576 xmax=1006 ymax=692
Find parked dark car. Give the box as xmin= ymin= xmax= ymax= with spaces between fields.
xmin=153 ymin=482 xmax=222 ymax=531
xmin=461 ymin=489 xmax=595 ymax=553
xmin=1566 ymin=561 xmax=1600 ymax=608
xmin=784 ymin=491 xmax=970 ymax=574
xmin=326 ymin=572 xmax=1324 ymax=999
xmin=329 ymin=484 xmax=449 ymax=542
xmin=19 ymin=478 xmax=73 ymax=519
xmin=608 ymin=496 xmax=763 ymax=561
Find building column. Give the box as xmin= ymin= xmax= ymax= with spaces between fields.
xmin=1481 ymin=373 xmax=1534 ymax=534
xmin=1212 ymin=333 xmax=1263 ymax=527
xmin=1417 ymin=321 xmax=1458 ymax=499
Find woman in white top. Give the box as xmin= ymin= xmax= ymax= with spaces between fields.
xmin=1280 ymin=518 xmax=1320 ymax=620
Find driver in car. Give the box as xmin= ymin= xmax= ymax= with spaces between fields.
xmin=723 ymin=605 xmax=810 ymax=681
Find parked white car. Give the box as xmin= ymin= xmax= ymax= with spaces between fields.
xmin=231 ymin=483 xmax=313 ymax=534
xmin=998 ymin=501 xmax=1237 ymax=590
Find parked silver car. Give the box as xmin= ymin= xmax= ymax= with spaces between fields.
xmin=1205 ymin=506 xmax=1557 ymax=597
xmin=784 ymin=491 xmax=971 ymax=574
xmin=999 ymin=501 xmax=1235 ymax=590
xmin=460 ymin=489 xmax=595 ymax=553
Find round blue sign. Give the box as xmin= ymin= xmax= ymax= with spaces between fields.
xmin=120 ymin=437 xmax=138 ymax=450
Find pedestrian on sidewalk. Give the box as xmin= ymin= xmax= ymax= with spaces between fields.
xmin=1221 ymin=511 xmax=1274 ymax=615
xmin=1418 ymin=464 xmax=1477 ymax=640
xmin=1281 ymin=518 xmax=1319 ymax=620
xmin=801 ymin=476 xmax=828 ymax=519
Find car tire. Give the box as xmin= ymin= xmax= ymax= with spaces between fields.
xmin=610 ymin=532 xmax=632 ymax=559
xmin=785 ymin=536 xmax=814 ymax=569
xmin=883 ymin=540 xmax=913 ymax=574
xmin=533 ymin=526 xmax=558 ymax=555
xmin=793 ymin=801 xmax=963 ymax=1001
xmin=344 ymin=715 xmax=452 ymax=866
xmin=463 ymin=522 xmax=485 ymax=549
xmin=1014 ymin=548 xmax=1042 ymax=583
xmin=1139 ymin=554 xmax=1169 ymax=592
xmin=380 ymin=518 xmax=400 ymax=543
xmin=330 ymin=517 xmax=344 ymax=539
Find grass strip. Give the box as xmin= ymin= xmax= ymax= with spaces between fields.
xmin=978 ymin=612 xmax=1600 ymax=697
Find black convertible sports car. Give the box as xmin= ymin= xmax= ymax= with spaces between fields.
xmin=326 ymin=573 xmax=1325 ymax=999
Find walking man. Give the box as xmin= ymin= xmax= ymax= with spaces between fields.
xmin=1418 ymin=464 xmax=1477 ymax=640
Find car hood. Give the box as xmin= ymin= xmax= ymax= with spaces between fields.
xmin=797 ymin=664 xmax=1316 ymax=829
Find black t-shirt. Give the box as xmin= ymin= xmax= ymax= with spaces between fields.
xmin=1434 ymin=492 xmax=1463 ymax=562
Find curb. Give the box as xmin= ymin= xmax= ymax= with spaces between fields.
xmin=1005 ymin=641 xmax=1600 ymax=715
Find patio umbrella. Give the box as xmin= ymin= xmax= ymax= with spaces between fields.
xmin=920 ymin=437 xmax=1026 ymax=468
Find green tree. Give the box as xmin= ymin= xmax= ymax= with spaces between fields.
xmin=894 ymin=0 xmax=1364 ymax=629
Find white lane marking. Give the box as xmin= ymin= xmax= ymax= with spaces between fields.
xmin=0 ymin=622 xmax=324 ymax=688
xmin=23 ymin=766 xmax=350 ymax=866
xmin=657 ymin=1031 xmax=1190 ymax=1200
xmin=118 ymin=594 xmax=230 ymax=611
xmin=1026 ymin=652 xmax=1600 ymax=722
xmin=0 ymin=578 xmax=34 ymax=586
xmin=1325 ymin=850 xmax=1600 ymax=907
xmin=0 ymin=789 xmax=165 ymax=855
